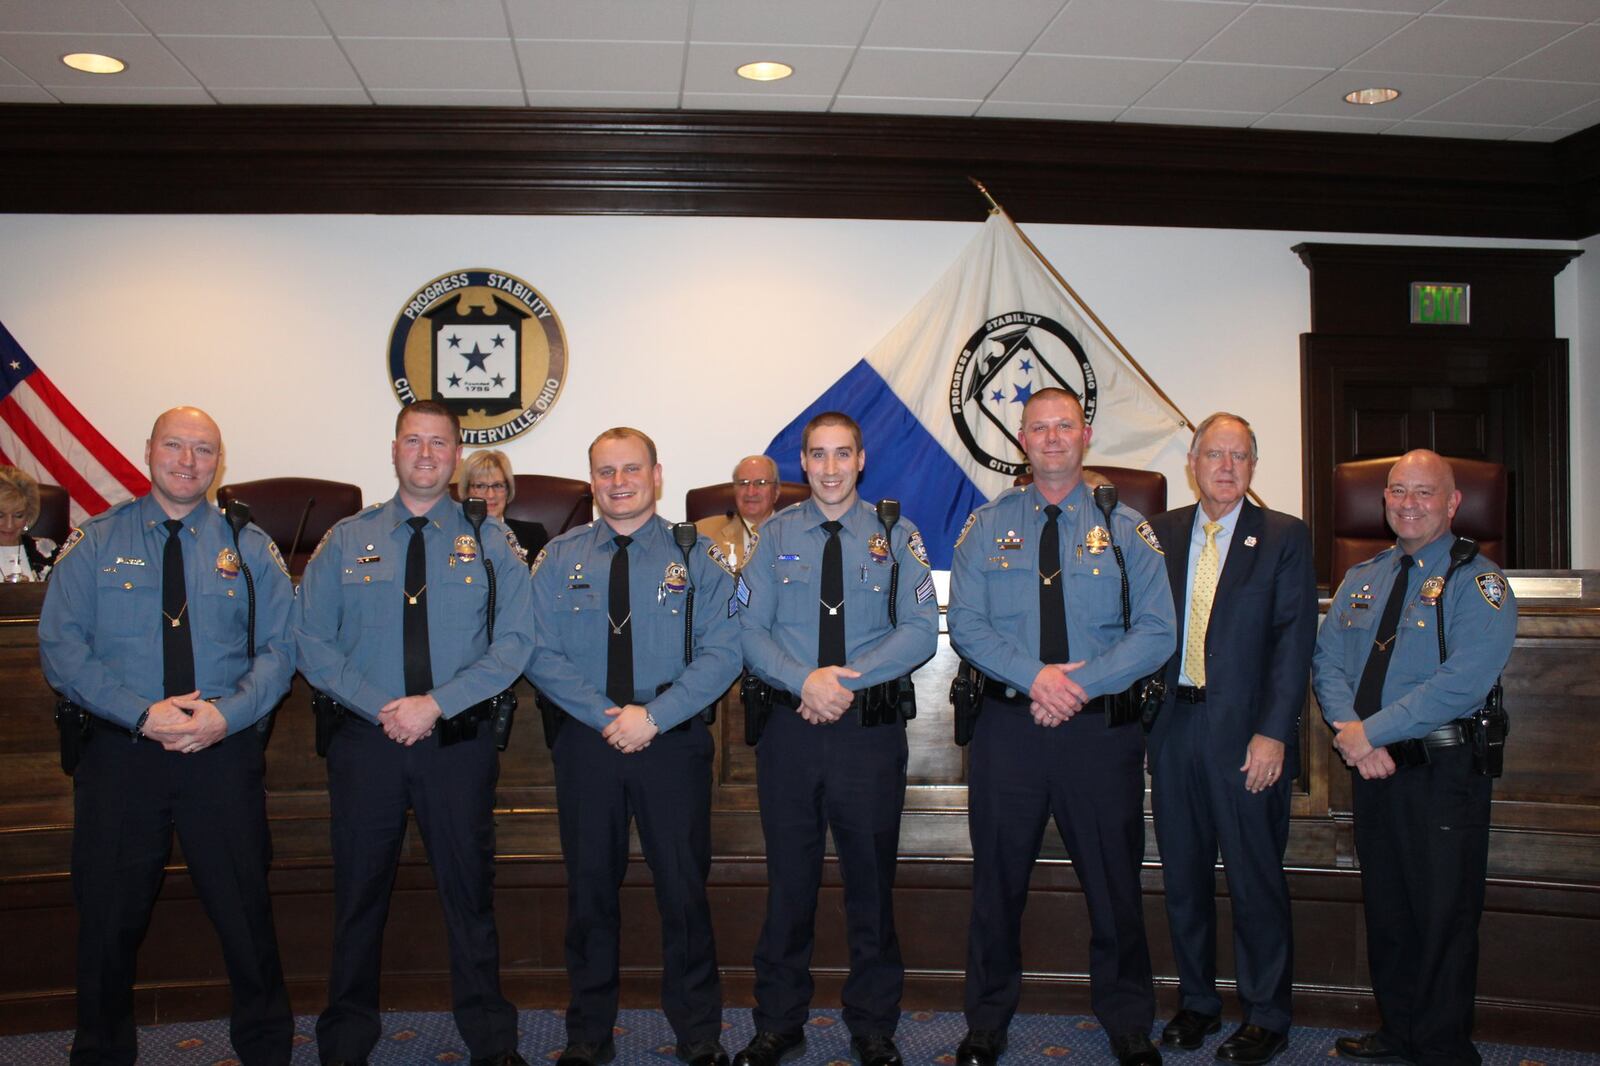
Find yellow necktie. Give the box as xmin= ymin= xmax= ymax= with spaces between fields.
xmin=1184 ymin=522 xmax=1222 ymax=686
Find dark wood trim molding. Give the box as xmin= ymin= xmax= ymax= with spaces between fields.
xmin=0 ymin=104 xmax=1592 ymax=238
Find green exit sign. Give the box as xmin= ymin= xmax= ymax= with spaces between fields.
xmin=1410 ymin=282 xmax=1470 ymax=325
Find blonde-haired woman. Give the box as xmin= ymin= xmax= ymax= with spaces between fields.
xmin=0 ymin=465 xmax=57 ymax=581
xmin=458 ymin=449 xmax=548 ymax=559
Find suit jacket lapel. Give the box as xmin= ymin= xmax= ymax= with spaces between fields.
xmin=1213 ymin=500 xmax=1262 ymax=609
xmin=1166 ymin=505 xmax=1195 ymax=614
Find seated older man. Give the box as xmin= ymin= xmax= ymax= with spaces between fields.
xmin=695 ymin=454 xmax=781 ymax=572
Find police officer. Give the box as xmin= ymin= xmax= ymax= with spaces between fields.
xmin=527 ymin=426 xmax=742 ymax=1066
xmin=294 ymin=400 xmax=533 ymax=1066
xmin=947 ymin=387 xmax=1174 ymax=1066
xmin=1312 ymin=449 xmax=1515 ymax=1066
xmin=735 ymin=411 xmax=939 ymax=1066
xmin=39 ymin=406 xmax=295 ymax=1066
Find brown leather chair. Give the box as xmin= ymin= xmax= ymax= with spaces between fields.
xmin=33 ymin=483 xmax=71 ymax=545
xmin=684 ymin=481 xmax=811 ymax=524
xmin=215 ymin=477 xmax=363 ymax=577
xmin=1330 ymin=456 xmax=1507 ymax=590
xmin=1014 ymin=466 xmax=1168 ymax=519
xmin=504 ymin=474 xmax=593 ymax=537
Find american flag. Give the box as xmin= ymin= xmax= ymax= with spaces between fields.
xmin=0 ymin=318 xmax=148 ymax=526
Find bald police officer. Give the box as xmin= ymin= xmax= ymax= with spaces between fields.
xmin=294 ymin=400 xmax=534 ymax=1066
xmin=735 ymin=411 xmax=939 ymax=1066
xmin=1313 ymin=450 xmax=1515 ymax=1066
xmin=947 ymin=387 xmax=1175 ymax=1066
xmin=527 ymin=426 xmax=741 ymax=1066
xmin=40 ymin=406 xmax=295 ymax=1066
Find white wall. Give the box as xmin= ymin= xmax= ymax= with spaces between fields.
xmin=0 ymin=214 xmax=1588 ymax=560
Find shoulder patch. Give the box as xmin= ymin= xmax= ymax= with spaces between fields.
xmin=529 ymin=547 xmax=548 ymax=578
xmin=707 ymin=541 xmax=736 ymax=577
xmin=954 ymin=512 xmax=977 ymax=549
xmin=307 ymin=526 xmax=336 ymax=565
xmin=907 ymin=529 xmax=931 ymax=568
xmin=504 ymin=528 xmax=529 ymax=565
xmin=264 ymin=539 xmax=291 ymax=577
xmin=1475 ymin=571 xmax=1507 ymax=610
xmin=1135 ymin=520 xmax=1163 ymax=555
xmin=55 ymin=526 xmax=85 ymax=564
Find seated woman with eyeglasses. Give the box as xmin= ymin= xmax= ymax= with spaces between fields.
xmin=458 ymin=449 xmax=549 ymax=563
xmin=0 ymin=465 xmax=58 ymax=581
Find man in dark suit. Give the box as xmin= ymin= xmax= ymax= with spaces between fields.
xmin=1146 ymin=412 xmax=1317 ymax=1066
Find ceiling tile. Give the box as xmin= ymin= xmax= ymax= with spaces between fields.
xmin=122 ymin=0 xmax=330 ymax=36
xmin=1543 ymin=96 xmax=1600 ymax=127
xmin=1252 ymin=111 xmax=1398 ymax=132
xmin=684 ymin=42 xmax=853 ymax=94
xmin=340 ymin=37 xmax=521 ymax=91
xmin=680 ymin=91 xmax=832 ymax=111
xmin=1496 ymin=24 xmax=1600 ymax=82
xmin=0 ymin=84 xmax=54 ymax=102
xmin=1414 ymin=76 xmax=1600 ymax=124
xmin=1034 ymin=0 xmax=1244 ymax=61
xmin=1120 ymin=106 xmax=1260 ymax=126
xmin=690 ymin=0 xmax=876 ymax=46
xmin=1383 ymin=119 xmax=1523 ymax=138
xmin=516 ymin=40 xmax=684 ymax=93
xmin=314 ymin=0 xmax=510 ymax=39
xmin=161 ymin=36 xmax=361 ymax=90
xmin=833 ymin=95 xmax=982 ymax=115
xmin=1196 ymin=6 xmax=1414 ymax=67
xmin=865 ymin=0 xmax=1067 ymax=52
xmin=1509 ymin=125 xmax=1573 ymax=140
xmin=0 ymin=54 xmax=32 ymax=85
xmin=525 ymin=88 xmax=682 ymax=108
xmin=44 ymin=84 xmax=214 ymax=103
xmin=367 ymin=87 xmax=526 ymax=105
xmin=1347 ymin=15 xmax=1573 ymax=76
xmin=1136 ymin=61 xmax=1326 ymax=111
xmin=840 ymin=48 xmax=1017 ymax=98
xmin=210 ymin=86 xmax=371 ymax=103
xmin=1275 ymin=69 xmax=1477 ymax=118
xmin=1254 ymin=0 xmax=1434 ymax=10
xmin=1432 ymin=0 xmax=1596 ymax=20
xmin=505 ymin=0 xmax=690 ymax=42
xmin=975 ymin=99 xmax=1126 ymax=120
xmin=0 ymin=0 xmax=144 ymax=34
xmin=0 ymin=33 xmax=200 ymax=87
xmin=992 ymin=54 xmax=1177 ymax=106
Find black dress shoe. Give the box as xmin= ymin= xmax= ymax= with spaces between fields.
xmin=557 ymin=1039 xmax=616 ymax=1066
xmin=732 ymin=1029 xmax=806 ymax=1066
xmin=1334 ymin=1033 xmax=1412 ymax=1063
xmin=677 ymin=1037 xmax=731 ymax=1066
xmin=1112 ymin=1031 xmax=1164 ymax=1066
xmin=851 ymin=1033 xmax=903 ymax=1066
xmin=955 ymin=1029 xmax=1007 ymax=1066
xmin=1161 ymin=1010 xmax=1222 ymax=1050
xmin=1215 ymin=1025 xmax=1286 ymax=1065
xmin=473 ymin=1054 xmax=531 ymax=1066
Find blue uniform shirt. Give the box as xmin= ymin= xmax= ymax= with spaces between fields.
xmin=526 ymin=515 xmax=743 ymax=733
xmin=39 ymin=494 xmax=296 ymax=735
xmin=947 ymin=481 xmax=1175 ymax=697
xmin=293 ymin=493 xmax=534 ymax=724
xmin=739 ymin=497 xmax=939 ymax=696
xmin=1313 ymin=534 xmax=1515 ymax=747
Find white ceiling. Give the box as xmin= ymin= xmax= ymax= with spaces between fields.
xmin=1 ymin=0 xmax=1598 ymax=142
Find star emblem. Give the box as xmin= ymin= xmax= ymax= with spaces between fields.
xmin=447 ymin=333 xmax=461 ymax=349
xmin=1019 ymin=357 xmax=1033 ymax=372
xmin=461 ymin=344 xmax=491 ymax=372
xmin=1011 ymin=382 xmax=1033 ymax=405
xmin=492 ymin=333 xmax=506 ymax=348
xmin=491 ymin=373 xmax=505 ymax=387
xmin=990 ymin=388 xmax=1004 ymax=404
xmin=7 ymin=361 xmax=18 ymax=370
xmin=447 ymin=374 xmax=461 ymax=387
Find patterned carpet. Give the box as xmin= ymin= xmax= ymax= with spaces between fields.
xmin=2 ymin=1009 xmax=1594 ymax=1065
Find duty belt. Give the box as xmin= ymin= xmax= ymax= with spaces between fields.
xmin=979 ymin=677 xmax=1141 ymax=727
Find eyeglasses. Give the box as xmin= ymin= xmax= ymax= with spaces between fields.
xmin=468 ymin=481 xmax=509 ymax=493
xmin=734 ymin=478 xmax=776 ymax=489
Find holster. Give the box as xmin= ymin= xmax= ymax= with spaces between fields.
xmin=858 ymin=676 xmax=915 ymax=727
xmin=535 ymin=689 xmax=564 ymax=750
xmin=490 ymin=689 xmax=518 ymax=752
xmin=53 ymin=697 xmax=92 ymax=776
xmin=1469 ymin=683 xmax=1509 ymax=778
xmin=950 ymin=660 xmax=985 ymax=747
xmin=437 ymin=699 xmax=493 ymax=747
xmin=741 ymin=672 xmax=773 ymax=746
xmin=311 ymin=690 xmax=346 ymax=758
xmin=1135 ymin=673 xmax=1167 ymax=732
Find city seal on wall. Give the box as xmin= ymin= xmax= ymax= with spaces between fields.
xmin=388 ymin=269 xmax=568 ymax=445
xmin=948 ymin=311 xmax=1099 ymax=477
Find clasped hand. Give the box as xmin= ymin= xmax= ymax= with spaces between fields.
xmin=1029 ymin=662 xmax=1087 ymax=727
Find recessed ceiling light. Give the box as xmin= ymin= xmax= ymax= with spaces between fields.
xmin=737 ymin=60 xmax=793 ymax=83
xmin=1344 ymin=87 xmax=1400 ymax=106
xmin=62 ymin=52 xmax=126 ymax=75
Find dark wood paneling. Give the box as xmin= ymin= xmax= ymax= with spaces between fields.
xmin=0 ymin=105 xmax=1594 ymax=238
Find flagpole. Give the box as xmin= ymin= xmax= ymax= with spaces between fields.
xmin=968 ymin=177 xmax=1268 ymax=508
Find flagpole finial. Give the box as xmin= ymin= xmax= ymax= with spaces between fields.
xmin=967 ymin=176 xmax=1002 ymax=215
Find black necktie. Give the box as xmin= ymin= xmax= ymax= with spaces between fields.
xmin=1353 ymin=553 xmax=1413 ymax=719
xmin=1039 ymin=504 xmax=1069 ymax=662
xmin=818 ymin=520 xmax=846 ymax=667
xmin=403 ymin=516 xmax=433 ymax=697
xmin=162 ymin=518 xmax=194 ymax=697
xmin=606 ymin=534 xmax=634 ymax=707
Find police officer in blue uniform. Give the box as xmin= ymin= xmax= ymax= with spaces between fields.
xmin=527 ymin=426 xmax=742 ymax=1066
xmin=735 ymin=411 xmax=939 ymax=1066
xmin=294 ymin=400 xmax=534 ymax=1066
xmin=947 ymin=387 xmax=1175 ymax=1066
xmin=1312 ymin=449 xmax=1515 ymax=1066
xmin=39 ymin=406 xmax=295 ymax=1066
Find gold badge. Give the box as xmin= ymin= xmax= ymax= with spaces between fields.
xmin=1085 ymin=526 xmax=1110 ymax=556
xmin=664 ymin=561 xmax=688 ymax=594
xmin=453 ymin=534 xmax=478 ymax=564
xmin=215 ymin=547 xmax=240 ymax=579
xmin=1419 ymin=575 xmax=1445 ymax=605
xmin=867 ymin=532 xmax=890 ymax=564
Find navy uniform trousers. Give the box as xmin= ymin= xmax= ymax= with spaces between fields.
xmin=752 ymin=705 xmax=908 ymax=1040
xmin=1149 ymin=701 xmax=1293 ymax=1034
xmin=1353 ymin=744 xmax=1492 ymax=1066
xmin=71 ymin=729 xmax=290 ymax=1066
xmin=553 ymin=716 xmax=721 ymax=1047
xmin=317 ymin=716 xmax=516 ymax=1062
xmin=965 ymin=700 xmax=1154 ymax=1037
